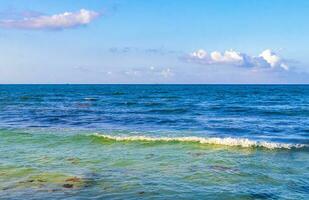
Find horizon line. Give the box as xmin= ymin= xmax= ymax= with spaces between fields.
xmin=0 ymin=83 xmax=308 ymax=85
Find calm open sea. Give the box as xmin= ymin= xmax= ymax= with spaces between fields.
xmin=0 ymin=85 xmax=308 ymax=199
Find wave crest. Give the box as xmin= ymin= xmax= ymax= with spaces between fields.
xmin=91 ymin=133 xmax=307 ymax=150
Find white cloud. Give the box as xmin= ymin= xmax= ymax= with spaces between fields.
xmin=187 ymin=49 xmax=289 ymax=70
xmin=160 ymin=68 xmax=174 ymax=78
xmin=0 ymin=9 xmax=100 ymax=30
xmin=259 ymin=49 xmax=288 ymax=70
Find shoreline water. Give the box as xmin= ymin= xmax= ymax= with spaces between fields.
xmin=1 ymin=85 xmax=308 ymax=199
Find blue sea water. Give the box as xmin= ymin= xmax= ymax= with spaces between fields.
xmin=0 ymin=84 xmax=308 ymax=199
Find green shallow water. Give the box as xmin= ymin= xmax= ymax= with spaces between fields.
xmin=0 ymin=129 xmax=309 ymax=200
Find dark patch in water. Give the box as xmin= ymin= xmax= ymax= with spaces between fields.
xmin=287 ymin=180 xmax=309 ymax=194
xmin=188 ymin=152 xmax=207 ymax=157
xmin=249 ymin=192 xmax=278 ymax=199
xmin=112 ymin=92 xmax=125 ymax=95
xmin=63 ymin=183 xmax=73 ymax=188
xmin=67 ymin=157 xmax=80 ymax=164
xmin=82 ymin=172 xmax=102 ymax=188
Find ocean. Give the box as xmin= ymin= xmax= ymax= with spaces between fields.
xmin=0 ymin=84 xmax=308 ymax=199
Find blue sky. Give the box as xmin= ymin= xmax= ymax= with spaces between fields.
xmin=0 ymin=0 xmax=308 ymax=83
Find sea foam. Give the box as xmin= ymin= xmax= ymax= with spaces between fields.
xmin=92 ymin=133 xmax=307 ymax=150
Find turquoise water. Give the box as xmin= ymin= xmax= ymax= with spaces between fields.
xmin=0 ymin=85 xmax=308 ymax=199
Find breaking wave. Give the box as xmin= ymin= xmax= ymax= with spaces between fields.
xmin=91 ymin=133 xmax=308 ymax=150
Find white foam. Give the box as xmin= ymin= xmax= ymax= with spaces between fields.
xmin=92 ymin=133 xmax=307 ymax=150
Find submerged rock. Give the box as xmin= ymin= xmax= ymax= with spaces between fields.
xmin=7 ymin=172 xmax=85 ymax=191
xmin=65 ymin=177 xmax=81 ymax=183
xmin=66 ymin=158 xmax=80 ymax=164
xmin=63 ymin=184 xmax=74 ymax=188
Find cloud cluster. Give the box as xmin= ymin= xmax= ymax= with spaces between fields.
xmin=0 ymin=9 xmax=99 ymax=30
xmin=108 ymin=47 xmax=179 ymax=55
xmin=187 ymin=49 xmax=288 ymax=70
xmin=123 ymin=66 xmax=174 ymax=78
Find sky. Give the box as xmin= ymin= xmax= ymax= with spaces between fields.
xmin=0 ymin=0 xmax=308 ymax=84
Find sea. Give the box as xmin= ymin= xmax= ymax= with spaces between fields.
xmin=0 ymin=84 xmax=308 ymax=199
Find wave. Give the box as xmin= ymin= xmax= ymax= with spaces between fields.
xmin=84 ymin=97 xmax=98 ymax=101
xmin=1 ymin=129 xmax=307 ymax=150
xmin=91 ymin=133 xmax=308 ymax=150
